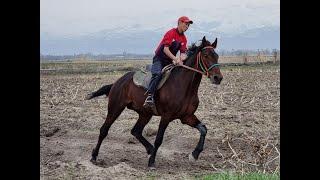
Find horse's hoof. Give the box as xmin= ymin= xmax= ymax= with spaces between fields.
xmin=148 ymin=162 xmax=156 ymax=170
xmin=188 ymin=153 xmax=196 ymax=162
xmin=90 ymin=157 xmax=97 ymax=163
xmin=148 ymin=165 xmax=156 ymax=170
xmin=85 ymin=93 xmax=93 ymax=100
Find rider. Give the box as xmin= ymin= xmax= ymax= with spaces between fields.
xmin=143 ymin=16 xmax=193 ymax=108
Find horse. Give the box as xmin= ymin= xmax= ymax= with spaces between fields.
xmin=86 ymin=36 xmax=223 ymax=168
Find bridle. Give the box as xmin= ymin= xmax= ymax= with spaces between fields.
xmin=178 ymin=46 xmax=220 ymax=77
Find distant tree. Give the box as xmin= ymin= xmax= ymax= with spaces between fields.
xmin=265 ymin=48 xmax=270 ymax=55
xmin=220 ymin=49 xmax=225 ymax=56
xmin=235 ymin=50 xmax=242 ymax=56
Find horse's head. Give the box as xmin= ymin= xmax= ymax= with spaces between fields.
xmin=196 ymin=36 xmax=223 ymax=85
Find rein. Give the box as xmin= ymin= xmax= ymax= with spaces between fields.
xmin=178 ymin=46 xmax=220 ymax=77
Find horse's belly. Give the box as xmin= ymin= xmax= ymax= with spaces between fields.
xmin=157 ymin=95 xmax=199 ymax=116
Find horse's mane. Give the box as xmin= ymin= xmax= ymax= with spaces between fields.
xmin=185 ymin=39 xmax=213 ymax=63
xmin=184 ymin=42 xmax=201 ymax=67
xmin=187 ymin=43 xmax=198 ymax=56
xmin=170 ymin=42 xmax=200 ymax=76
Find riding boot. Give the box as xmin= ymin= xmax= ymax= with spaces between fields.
xmin=143 ymin=73 xmax=162 ymax=108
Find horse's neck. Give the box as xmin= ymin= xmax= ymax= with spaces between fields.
xmin=175 ymin=53 xmax=202 ymax=94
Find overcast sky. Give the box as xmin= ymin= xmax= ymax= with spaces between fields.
xmin=41 ymin=0 xmax=279 ymax=36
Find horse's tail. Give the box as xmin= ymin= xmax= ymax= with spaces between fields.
xmin=85 ymin=84 xmax=113 ymax=100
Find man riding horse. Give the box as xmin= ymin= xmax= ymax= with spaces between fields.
xmin=143 ymin=16 xmax=193 ymax=109
xmin=86 ymin=16 xmax=223 ymax=169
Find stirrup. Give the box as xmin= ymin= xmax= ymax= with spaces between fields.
xmin=143 ymin=95 xmax=159 ymax=115
xmin=143 ymin=95 xmax=155 ymax=107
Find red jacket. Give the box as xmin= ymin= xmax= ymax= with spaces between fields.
xmin=154 ymin=28 xmax=187 ymax=56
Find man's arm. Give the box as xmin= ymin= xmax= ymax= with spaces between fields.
xmin=163 ymin=46 xmax=179 ymax=64
xmin=179 ymin=37 xmax=188 ymax=63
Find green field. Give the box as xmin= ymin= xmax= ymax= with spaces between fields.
xmin=197 ymin=172 xmax=279 ymax=180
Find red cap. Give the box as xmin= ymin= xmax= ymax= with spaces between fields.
xmin=178 ymin=16 xmax=193 ymax=24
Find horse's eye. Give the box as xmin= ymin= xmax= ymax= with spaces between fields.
xmin=204 ymin=54 xmax=208 ymax=58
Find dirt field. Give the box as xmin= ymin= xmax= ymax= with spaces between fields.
xmin=40 ymin=61 xmax=280 ymax=179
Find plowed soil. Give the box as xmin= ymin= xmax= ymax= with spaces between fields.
xmin=40 ymin=63 xmax=280 ymax=179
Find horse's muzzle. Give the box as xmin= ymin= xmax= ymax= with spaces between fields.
xmin=210 ymin=75 xmax=223 ymax=85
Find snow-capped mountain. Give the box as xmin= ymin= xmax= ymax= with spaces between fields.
xmin=40 ymin=24 xmax=279 ymax=55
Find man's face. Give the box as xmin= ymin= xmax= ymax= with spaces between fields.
xmin=178 ymin=21 xmax=190 ymax=32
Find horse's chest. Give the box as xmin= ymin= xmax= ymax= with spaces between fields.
xmin=190 ymin=98 xmax=199 ymax=110
xmin=181 ymin=97 xmax=199 ymax=114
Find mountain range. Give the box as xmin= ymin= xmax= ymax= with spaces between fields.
xmin=40 ymin=24 xmax=279 ymax=55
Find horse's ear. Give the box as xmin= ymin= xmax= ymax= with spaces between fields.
xmin=202 ymin=36 xmax=207 ymax=44
xmin=200 ymin=36 xmax=207 ymax=47
xmin=212 ymin=38 xmax=217 ymax=48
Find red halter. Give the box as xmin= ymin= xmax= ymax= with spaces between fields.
xmin=179 ymin=46 xmax=219 ymax=77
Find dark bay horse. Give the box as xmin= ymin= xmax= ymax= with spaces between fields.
xmin=86 ymin=36 xmax=223 ymax=168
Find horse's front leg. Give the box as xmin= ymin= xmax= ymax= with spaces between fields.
xmin=181 ymin=114 xmax=207 ymax=161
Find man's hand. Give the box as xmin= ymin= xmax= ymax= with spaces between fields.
xmin=180 ymin=53 xmax=187 ymax=61
xmin=173 ymin=57 xmax=183 ymax=65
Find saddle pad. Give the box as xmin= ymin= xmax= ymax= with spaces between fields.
xmin=133 ymin=65 xmax=175 ymax=90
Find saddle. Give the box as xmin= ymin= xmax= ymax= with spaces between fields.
xmin=133 ymin=64 xmax=176 ymax=90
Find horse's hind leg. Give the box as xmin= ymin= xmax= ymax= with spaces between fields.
xmin=131 ymin=113 xmax=154 ymax=155
xmin=91 ymin=105 xmax=126 ymax=162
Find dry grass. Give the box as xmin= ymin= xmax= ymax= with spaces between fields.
xmin=40 ymin=60 xmax=279 ymax=179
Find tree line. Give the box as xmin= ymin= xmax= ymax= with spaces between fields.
xmin=40 ymin=49 xmax=280 ymax=61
